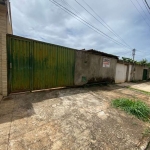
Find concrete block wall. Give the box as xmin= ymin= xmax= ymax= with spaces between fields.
xmin=0 ymin=35 xmax=1 ymax=94
xmin=0 ymin=6 xmax=7 ymax=96
xmin=1 ymin=34 xmax=7 ymax=96
xmin=134 ymin=65 xmax=149 ymax=81
xmin=74 ymin=51 xmax=117 ymax=86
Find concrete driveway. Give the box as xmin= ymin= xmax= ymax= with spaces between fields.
xmin=118 ymin=81 xmax=150 ymax=93
xmin=0 ymin=85 xmax=150 ymax=150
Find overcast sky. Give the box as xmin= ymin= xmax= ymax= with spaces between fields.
xmin=10 ymin=0 xmax=150 ymax=61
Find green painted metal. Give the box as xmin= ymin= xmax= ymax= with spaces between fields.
xmin=7 ymin=36 xmax=31 ymax=92
xmin=7 ymin=34 xmax=75 ymax=93
xmin=143 ymin=69 xmax=148 ymax=80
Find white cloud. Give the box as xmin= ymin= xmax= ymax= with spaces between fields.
xmin=10 ymin=0 xmax=150 ymax=61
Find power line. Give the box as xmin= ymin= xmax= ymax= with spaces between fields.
xmin=135 ymin=54 xmax=150 ymax=58
xmin=145 ymin=0 xmax=150 ymax=10
xmin=49 ymin=0 xmax=131 ymax=50
xmin=135 ymin=0 xmax=150 ymax=22
xmin=62 ymin=0 xmax=148 ymax=55
xmin=120 ymin=51 xmax=132 ymax=55
xmin=121 ymin=53 xmax=132 ymax=57
xmin=74 ymin=0 xmax=132 ymax=49
xmin=51 ymin=0 xmax=150 ymax=56
xmin=78 ymin=0 xmax=150 ymax=55
xmin=129 ymin=0 xmax=150 ymax=28
xmin=62 ymin=0 xmax=132 ymax=50
xmin=136 ymin=50 xmax=150 ymax=56
xmin=82 ymin=0 xmax=133 ymax=49
xmin=113 ymin=50 xmax=131 ymax=55
xmin=142 ymin=0 xmax=150 ymax=15
xmin=61 ymin=0 xmax=78 ymax=14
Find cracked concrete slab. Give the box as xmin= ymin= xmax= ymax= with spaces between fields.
xmin=0 ymin=85 xmax=150 ymax=150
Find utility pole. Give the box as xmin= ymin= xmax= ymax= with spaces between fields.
xmin=132 ymin=49 xmax=136 ymax=81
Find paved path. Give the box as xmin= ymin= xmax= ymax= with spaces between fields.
xmin=118 ymin=81 xmax=150 ymax=92
xmin=0 ymin=85 xmax=150 ymax=150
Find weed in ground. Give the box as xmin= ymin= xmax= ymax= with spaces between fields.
xmin=112 ymin=98 xmax=150 ymax=121
xmin=142 ymin=127 xmax=150 ymax=137
xmin=127 ymin=87 xmax=150 ymax=95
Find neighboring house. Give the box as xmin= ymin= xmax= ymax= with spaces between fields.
xmin=134 ymin=65 xmax=149 ymax=81
xmin=115 ymin=60 xmax=149 ymax=83
xmin=0 ymin=0 xmax=13 ymax=96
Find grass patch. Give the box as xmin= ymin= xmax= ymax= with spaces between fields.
xmin=112 ymin=98 xmax=150 ymax=121
xmin=127 ymin=87 xmax=150 ymax=96
xmin=142 ymin=127 xmax=150 ymax=136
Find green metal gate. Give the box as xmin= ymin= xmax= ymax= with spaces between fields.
xmin=7 ymin=34 xmax=76 ymax=93
xmin=142 ymin=69 xmax=148 ymax=80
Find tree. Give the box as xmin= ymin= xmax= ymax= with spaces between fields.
xmin=138 ymin=59 xmax=148 ymax=65
xmin=121 ymin=58 xmax=150 ymax=68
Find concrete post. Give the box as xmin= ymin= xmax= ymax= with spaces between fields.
xmin=0 ymin=34 xmax=2 ymax=94
xmin=1 ymin=33 xmax=7 ymax=96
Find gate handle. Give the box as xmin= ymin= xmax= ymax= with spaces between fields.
xmin=10 ymin=63 xmax=12 ymax=69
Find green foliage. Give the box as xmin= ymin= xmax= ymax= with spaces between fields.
xmin=147 ymin=63 xmax=150 ymax=68
xmin=122 ymin=57 xmax=134 ymax=63
xmin=112 ymin=98 xmax=150 ymax=121
xmin=138 ymin=59 xmax=148 ymax=65
xmin=121 ymin=57 xmax=150 ymax=68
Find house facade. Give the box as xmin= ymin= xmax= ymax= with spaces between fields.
xmin=0 ymin=0 xmax=12 ymax=96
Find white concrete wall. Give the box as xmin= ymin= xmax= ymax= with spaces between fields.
xmin=127 ymin=65 xmax=132 ymax=81
xmin=134 ymin=65 xmax=149 ymax=81
xmin=115 ymin=63 xmax=127 ymax=83
xmin=0 ymin=6 xmax=7 ymax=95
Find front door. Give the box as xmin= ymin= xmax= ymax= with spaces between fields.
xmin=142 ymin=69 xmax=148 ymax=80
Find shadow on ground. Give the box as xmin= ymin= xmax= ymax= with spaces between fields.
xmin=0 ymin=85 xmax=122 ymax=125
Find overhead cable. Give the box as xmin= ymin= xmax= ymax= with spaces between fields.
xmin=142 ymin=0 xmax=150 ymax=15
xmin=130 ymin=0 xmax=150 ymax=28
xmin=49 ymin=0 xmax=131 ymax=50
xmin=75 ymin=0 xmax=132 ymax=49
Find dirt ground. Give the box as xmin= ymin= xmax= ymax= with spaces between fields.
xmin=0 ymin=84 xmax=150 ymax=150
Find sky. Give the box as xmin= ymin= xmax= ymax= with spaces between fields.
xmin=10 ymin=0 xmax=150 ymax=61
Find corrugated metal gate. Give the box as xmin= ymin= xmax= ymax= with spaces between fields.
xmin=7 ymin=34 xmax=75 ymax=93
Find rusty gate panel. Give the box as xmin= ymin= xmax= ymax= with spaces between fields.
xmin=7 ymin=34 xmax=76 ymax=93
xmin=7 ymin=35 xmax=31 ymax=93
